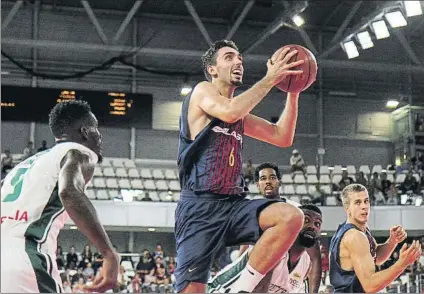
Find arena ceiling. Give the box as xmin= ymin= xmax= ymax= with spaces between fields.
xmin=1 ymin=0 xmax=424 ymax=100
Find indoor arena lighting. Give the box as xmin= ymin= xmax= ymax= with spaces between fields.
xmin=356 ymin=31 xmax=374 ymax=49
xmin=292 ymin=15 xmax=305 ymax=27
xmin=342 ymin=40 xmax=359 ymax=59
xmin=404 ymin=1 xmax=423 ymax=17
xmin=147 ymin=228 xmax=156 ymax=232
xmin=386 ymin=100 xmax=400 ymax=108
xmin=180 ymin=85 xmax=193 ymax=96
xmin=371 ymin=20 xmax=390 ymax=39
xmin=385 ymin=10 xmax=407 ymax=28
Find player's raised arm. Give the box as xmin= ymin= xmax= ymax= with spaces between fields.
xmin=244 ymin=92 xmax=299 ymax=147
xmin=58 ymin=149 xmax=119 ymax=292
xmin=195 ymin=48 xmax=303 ymax=124
xmin=345 ymin=229 xmax=421 ymax=293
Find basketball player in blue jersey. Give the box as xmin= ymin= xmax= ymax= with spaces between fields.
xmin=329 ymin=184 xmax=421 ymax=292
xmin=176 ymin=40 xmax=307 ymax=293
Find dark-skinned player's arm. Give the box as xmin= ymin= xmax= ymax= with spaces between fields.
xmin=194 ymin=48 xmax=303 ymax=124
xmin=344 ymin=229 xmax=421 ymax=293
xmin=58 ymin=149 xmax=119 ymax=293
xmin=306 ymin=241 xmax=322 ymax=293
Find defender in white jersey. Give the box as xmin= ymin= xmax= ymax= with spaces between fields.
xmin=1 ymin=100 xmax=119 ymax=293
xmin=214 ymin=162 xmax=322 ymax=293
xmin=207 ymin=204 xmax=323 ymax=293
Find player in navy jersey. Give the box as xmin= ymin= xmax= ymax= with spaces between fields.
xmin=329 ymin=184 xmax=421 ymax=292
xmin=175 ymin=40 xmax=307 ymax=293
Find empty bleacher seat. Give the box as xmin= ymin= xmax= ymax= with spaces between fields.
xmin=93 ymin=167 xmax=103 ymax=177
xmin=283 ymin=185 xmax=295 ymax=195
xmin=87 ymin=189 xmax=96 ymax=200
xmin=295 ymin=185 xmax=307 ymax=195
xmin=143 ymin=180 xmax=156 ymax=190
xmin=140 ymin=169 xmax=152 ymax=179
xmin=319 ymin=175 xmax=331 ymax=184
xmin=281 ymin=174 xmax=293 ymax=184
xmin=93 ymin=178 xmax=106 ymax=188
xmin=386 ymin=173 xmax=395 ymax=182
xmin=96 ymin=189 xmax=109 ymax=200
xmin=307 ymin=174 xmax=318 ymax=184
xmin=128 ymin=168 xmax=140 ymax=178
xmin=115 ymin=168 xmax=128 ymax=178
xmin=156 ymin=180 xmax=169 ymax=191
xmin=108 ymin=190 xmax=120 ymax=199
xmin=130 ymin=179 xmax=144 ymax=189
xmin=159 ymin=192 xmax=173 ymax=202
xmin=308 ymin=185 xmax=317 ymax=195
xmin=306 ymin=165 xmax=317 ymax=174
xmin=248 ymin=184 xmax=259 ymax=194
xmin=152 ymin=169 xmax=165 ymax=180
xmin=332 ymin=165 xmax=343 ymax=175
xmin=359 ymin=165 xmax=370 ymax=175
xmin=147 ymin=191 xmax=159 ymax=201
xmin=169 ymin=180 xmax=180 ymax=191
xmin=293 ymin=174 xmax=306 ymax=184
xmin=319 ymin=165 xmax=330 ymax=175
xmin=100 ymin=159 xmax=112 ymax=167
xmin=332 ymin=175 xmax=342 ymax=185
xmin=118 ymin=179 xmax=131 ymax=189
xmin=164 ymin=169 xmax=178 ymax=180
xmin=346 ymin=165 xmax=356 ymax=175
xmin=106 ymin=178 xmax=119 ymax=189
xmin=302 ymin=195 xmax=312 ymax=202
xmin=123 ymin=160 xmax=136 ymax=168
xmin=372 ymin=165 xmax=382 ymax=174
xmin=103 ymin=167 xmax=115 ymax=177
xmin=112 ymin=159 xmax=125 ymax=167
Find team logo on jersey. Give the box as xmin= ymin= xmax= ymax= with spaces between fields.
xmin=212 ymin=126 xmax=243 ymax=143
xmin=1 ymin=209 xmax=28 ymax=224
xmin=293 ymin=272 xmax=301 ymax=279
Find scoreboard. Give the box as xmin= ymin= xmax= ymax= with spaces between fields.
xmin=1 ymin=86 xmax=153 ymax=128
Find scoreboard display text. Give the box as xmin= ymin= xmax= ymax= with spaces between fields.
xmin=1 ymin=86 xmax=153 ymax=128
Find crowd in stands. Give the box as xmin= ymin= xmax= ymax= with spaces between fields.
xmin=57 ymin=243 xmax=178 ymax=293
xmin=57 ymin=236 xmax=424 ymax=293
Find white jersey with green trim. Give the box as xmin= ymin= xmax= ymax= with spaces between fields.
xmin=1 ymin=142 xmax=98 ymax=254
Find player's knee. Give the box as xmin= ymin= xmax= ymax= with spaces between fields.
xmin=260 ymin=202 xmax=304 ymax=232
xmin=276 ymin=203 xmax=304 ymax=232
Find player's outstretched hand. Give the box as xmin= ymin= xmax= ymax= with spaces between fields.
xmin=84 ymin=251 xmax=120 ymax=292
xmin=398 ymin=240 xmax=422 ymax=267
xmin=389 ymin=225 xmax=407 ymax=244
xmin=265 ymin=47 xmax=304 ymax=86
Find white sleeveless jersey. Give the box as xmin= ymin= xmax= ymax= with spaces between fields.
xmin=1 ymin=142 xmax=98 ymax=255
xmin=268 ymin=250 xmax=311 ymax=293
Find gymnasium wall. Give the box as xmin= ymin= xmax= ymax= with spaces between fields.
xmin=1 ymin=84 xmax=394 ymax=167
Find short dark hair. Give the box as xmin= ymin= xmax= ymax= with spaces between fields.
xmin=254 ymin=162 xmax=281 ymax=182
xmin=201 ymin=40 xmax=239 ymax=81
xmin=341 ymin=183 xmax=367 ymax=206
xmin=49 ymin=100 xmax=92 ymax=138
xmin=299 ymin=204 xmax=322 ymax=216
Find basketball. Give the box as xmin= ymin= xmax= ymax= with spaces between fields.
xmin=271 ymin=45 xmax=318 ymax=93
